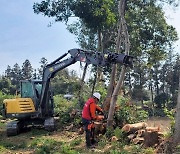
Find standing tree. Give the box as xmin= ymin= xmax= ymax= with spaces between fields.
xmin=21 ymin=59 xmax=33 ymax=80
xmin=38 ymin=57 xmax=48 ymax=79
xmin=173 ymin=75 xmax=180 ymax=145
xmin=107 ymin=0 xmax=130 ymax=127
xmin=11 ymin=63 xmax=22 ymax=87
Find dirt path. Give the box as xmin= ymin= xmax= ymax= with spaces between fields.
xmin=145 ymin=117 xmax=171 ymax=132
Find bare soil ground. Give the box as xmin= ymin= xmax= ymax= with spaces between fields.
xmin=145 ymin=117 xmax=171 ymax=133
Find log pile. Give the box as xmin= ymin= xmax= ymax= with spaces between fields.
xmin=122 ymin=122 xmax=164 ymax=147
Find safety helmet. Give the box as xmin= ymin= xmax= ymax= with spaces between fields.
xmin=93 ymin=92 xmax=101 ymax=100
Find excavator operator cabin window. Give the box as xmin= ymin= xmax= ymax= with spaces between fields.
xmin=34 ymin=83 xmax=42 ymax=98
xmin=21 ymin=82 xmax=34 ymax=98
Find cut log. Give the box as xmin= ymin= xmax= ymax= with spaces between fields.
xmin=132 ymin=137 xmax=144 ymax=144
xmin=122 ymin=122 xmax=147 ymax=133
xmin=137 ymin=129 xmax=146 ymax=137
xmin=127 ymin=134 xmax=136 ymax=140
xmin=111 ymin=136 xmax=118 ymax=142
xmin=143 ymin=130 xmax=160 ymax=147
xmin=78 ymin=127 xmax=84 ymax=135
xmin=65 ymin=124 xmax=74 ymax=131
xmin=145 ymin=126 xmax=160 ymax=132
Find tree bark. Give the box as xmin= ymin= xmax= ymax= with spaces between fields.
xmin=91 ymin=29 xmax=103 ymax=95
xmin=107 ymin=65 xmax=126 ymax=126
xmin=78 ymin=63 xmax=88 ymax=101
xmin=107 ymin=0 xmax=130 ymax=127
xmin=103 ymin=0 xmax=123 ymax=112
xmin=173 ymin=75 xmax=180 ymax=145
xmin=103 ymin=64 xmax=116 ymax=111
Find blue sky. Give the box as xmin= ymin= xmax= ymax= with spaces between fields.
xmin=0 ymin=0 xmax=78 ymax=74
xmin=0 ymin=1 xmax=180 ymax=75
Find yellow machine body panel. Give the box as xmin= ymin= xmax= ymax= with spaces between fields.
xmin=4 ymin=98 xmax=36 ymax=114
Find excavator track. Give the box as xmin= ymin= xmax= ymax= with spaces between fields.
xmin=6 ymin=120 xmax=23 ymax=136
xmin=44 ymin=117 xmax=56 ymax=131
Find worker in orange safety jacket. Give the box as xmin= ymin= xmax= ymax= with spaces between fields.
xmin=82 ymin=92 xmax=104 ymax=148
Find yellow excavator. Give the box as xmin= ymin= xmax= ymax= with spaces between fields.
xmin=2 ymin=48 xmax=133 ymax=136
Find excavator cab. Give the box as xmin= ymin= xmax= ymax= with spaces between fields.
xmin=3 ymin=80 xmax=55 ymax=136
xmin=20 ymin=80 xmax=42 ymax=110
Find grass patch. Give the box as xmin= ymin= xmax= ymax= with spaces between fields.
xmin=70 ymin=138 xmax=82 ymax=147
xmin=30 ymin=137 xmax=63 ymax=153
xmin=0 ymin=145 xmax=6 ymax=152
xmin=0 ymin=141 xmax=27 ymax=150
xmin=61 ymin=144 xmax=79 ymax=154
xmin=0 ymin=122 xmax=5 ymax=128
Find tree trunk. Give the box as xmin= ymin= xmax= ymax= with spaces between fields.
xmin=107 ymin=0 xmax=130 ymax=127
xmin=173 ymin=75 xmax=180 ymax=145
xmin=103 ymin=64 xmax=116 ymax=111
xmin=107 ymin=65 xmax=126 ymax=126
xmin=91 ymin=67 xmax=98 ymax=95
xmin=78 ymin=63 xmax=88 ymax=101
xmin=97 ymin=29 xmax=103 ymax=85
xmin=103 ymin=0 xmax=123 ymax=112
xmin=91 ymin=29 xmax=103 ymax=95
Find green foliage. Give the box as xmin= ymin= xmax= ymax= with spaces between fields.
xmin=70 ymin=138 xmax=82 ymax=147
xmin=141 ymin=147 xmax=155 ymax=154
xmin=105 ymin=127 xmax=114 ymax=139
xmin=175 ymin=144 xmax=180 ymax=153
xmin=61 ymin=144 xmax=79 ymax=154
xmin=30 ymin=137 xmax=62 ymax=154
xmin=0 ymin=91 xmax=13 ymax=115
xmin=51 ymin=69 xmax=80 ymax=95
xmin=54 ymin=95 xmax=81 ymax=126
xmin=72 ymin=0 xmax=117 ymax=30
xmin=34 ymin=0 xmax=118 ymax=30
xmin=114 ymin=127 xmax=127 ymax=144
xmin=153 ymin=108 xmax=166 ymax=117
xmin=21 ymin=59 xmax=33 ymax=80
xmin=0 ymin=145 xmax=6 ymax=152
xmin=95 ymin=83 xmax=107 ymax=102
xmin=110 ymin=149 xmax=129 ymax=154
xmin=98 ymin=135 xmax=108 ymax=148
xmin=127 ymin=145 xmax=142 ymax=154
xmin=114 ymin=97 xmax=148 ymax=127
xmin=131 ymin=85 xmax=149 ymax=102
xmin=154 ymin=93 xmax=169 ymax=108
xmin=164 ymin=108 xmax=175 ymax=136
xmin=0 ymin=76 xmax=16 ymax=94
xmin=0 ymin=141 xmax=27 ymax=150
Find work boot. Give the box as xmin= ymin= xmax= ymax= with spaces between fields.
xmin=91 ymin=139 xmax=97 ymax=145
xmin=86 ymin=144 xmax=95 ymax=149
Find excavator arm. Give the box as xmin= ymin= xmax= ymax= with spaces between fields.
xmin=39 ymin=48 xmax=133 ymax=117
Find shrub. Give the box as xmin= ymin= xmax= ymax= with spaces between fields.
xmin=61 ymin=144 xmax=79 ymax=154
xmin=154 ymin=93 xmax=169 ymax=109
xmin=98 ymin=135 xmax=108 ymax=148
xmin=0 ymin=91 xmax=13 ymax=116
xmin=54 ymin=95 xmax=82 ymax=128
xmin=114 ymin=96 xmax=148 ymax=127
xmin=0 ymin=145 xmax=6 ymax=152
xmin=30 ymin=137 xmax=62 ymax=153
xmin=164 ymin=108 xmax=175 ymax=136
xmin=70 ymin=138 xmax=82 ymax=147
xmin=114 ymin=127 xmax=127 ymax=144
